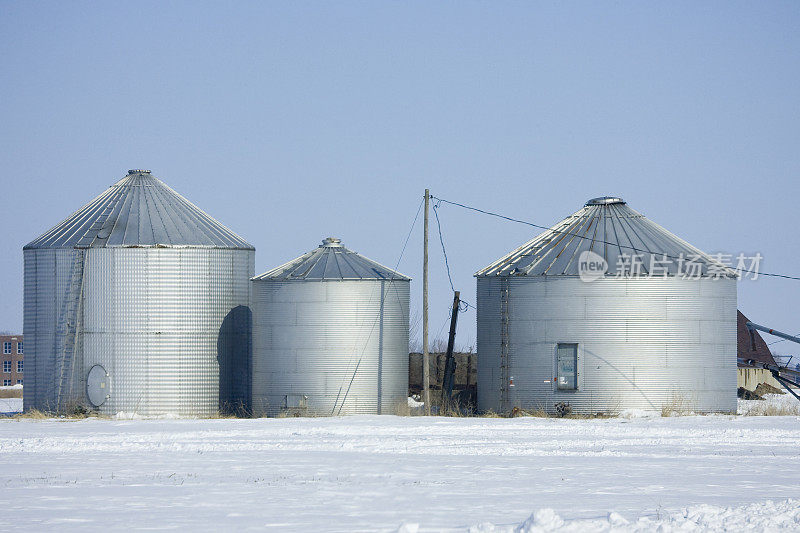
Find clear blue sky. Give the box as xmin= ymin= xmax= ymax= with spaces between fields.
xmin=1 ymin=2 xmax=799 ymax=352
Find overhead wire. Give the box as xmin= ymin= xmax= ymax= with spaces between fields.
xmin=432 ymin=200 xmax=455 ymax=293
xmin=431 ymin=198 xmax=474 ymax=313
xmin=394 ymin=196 xmax=424 ymax=272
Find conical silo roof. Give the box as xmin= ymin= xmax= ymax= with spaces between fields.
xmin=254 ymin=237 xmax=410 ymax=281
xmin=476 ymin=196 xmax=735 ymax=278
xmin=24 ymin=170 xmax=253 ymax=250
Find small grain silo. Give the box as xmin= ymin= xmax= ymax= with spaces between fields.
xmin=251 ymin=237 xmax=410 ymax=416
xmin=476 ymin=197 xmax=737 ymax=415
xmin=24 ymin=170 xmax=254 ymax=416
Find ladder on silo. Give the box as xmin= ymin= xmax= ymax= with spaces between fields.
xmin=55 ymin=248 xmax=86 ymax=411
xmin=55 ymin=196 xmax=118 ymax=411
xmin=499 ymin=278 xmax=510 ymax=413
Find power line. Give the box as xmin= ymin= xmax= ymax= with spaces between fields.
xmin=394 ymin=196 xmax=424 ymax=272
xmin=332 ymin=197 xmax=424 ymax=415
xmin=431 ymin=195 xmax=800 ymax=282
xmin=432 ymin=199 xmax=474 ymax=313
xmin=432 ymin=201 xmax=455 ymax=293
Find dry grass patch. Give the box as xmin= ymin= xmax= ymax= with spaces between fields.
xmin=477 ymin=406 xmax=618 ymax=419
xmin=209 ymin=412 xmax=242 ymax=419
xmin=10 ymin=404 xmax=109 ymax=421
xmin=516 ymin=408 xmax=550 ymax=418
xmin=393 ymin=400 xmax=412 ymax=416
xmin=437 ymin=399 xmax=475 ymax=417
xmin=12 ymin=409 xmax=50 ymax=420
xmin=275 ymin=409 xmax=327 ymax=418
xmin=661 ymin=394 xmax=695 ymax=417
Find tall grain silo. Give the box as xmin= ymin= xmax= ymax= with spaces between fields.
xmin=476 ymin=197 xmax=737 ymax=415
xmin=251 ymin=237 xmax=410 ymax=417
xmin=24 ymin=170 xmax=254 ymax=416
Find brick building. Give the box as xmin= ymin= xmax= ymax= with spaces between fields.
xmin=0 ymin=335 xmax=23 ymax=387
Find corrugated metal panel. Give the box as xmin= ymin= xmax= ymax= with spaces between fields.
xmin=23 ymin=248 xmax=76 ymax=412
xmin=252 ymin=278 xmax=410 ymax=416
xmin=25 ymin=247 xmax=254 ymax=416
xmin=477 ymin=276 xmax=737 ymax=414
xmin=476 ymin=277 xmax=504 ymax=412
xmin=24 ymin=170 xmax=253 ymax=250
xmin=476 ymin=197 xmax=735 ymax=278
xmin=254 ymin=238 xmax=409 ymax=281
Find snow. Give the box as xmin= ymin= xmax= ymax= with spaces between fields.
xmin=617 ymin=408 xmax=658 ymax=419
xmin=738 ymin=393 xmax=800 ymax=416
xmin=0 ymin=384 xmax=23 ymax=414
xmin=0 ymin=398 xmax=21 ymax=414
xmin=1 ymin=410 xmax=799 ymax=531
xmin=407 ymin=396 xmax=424 ymax=408
xmin=112 ymin=411 xmax=182 ymax=420
xmin=473 ymin=499 xmax=800 ymax=531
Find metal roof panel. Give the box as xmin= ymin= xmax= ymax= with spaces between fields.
xmin=24 ymin=170 xmax=253 ymax=250
xmin=476 ymin=197 xmax=736 ymax=278
xmin=254 ymin=237 xmax=410 ymax=281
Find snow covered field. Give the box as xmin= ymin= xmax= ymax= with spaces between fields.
xmin=1 ymin=407 xmax=799 ymax=531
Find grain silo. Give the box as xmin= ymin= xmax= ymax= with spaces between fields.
xmin=476 ymin=197 xmax=737 ymax=415
xmin=23 ymin=170 xmax=254 ymax=416
xmin=251 ymin=237 xmax=410 ymax=416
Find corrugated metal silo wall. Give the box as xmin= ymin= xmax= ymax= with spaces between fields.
xmin=24 ymin=247 xmax=254 ymax=416
xmin=476 ymin=277 xmax=504 ymax=413
xmin=252 ymin=279 xmax=410 ymax=416
xmin=477 ymin=276 xmax=737 ymax=414
xmin=81 ymin=247 xmax=254 ymax=417
xmin=23 ymin=248 xmax=76 ymax=411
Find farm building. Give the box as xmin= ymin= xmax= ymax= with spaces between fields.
xmin=475 ymin=196 xmax=738 ymax=415
xmin=737 ymin=310 xmax=781 ymax=392
xmin=23 ymin=170 xmax=254 ymax=416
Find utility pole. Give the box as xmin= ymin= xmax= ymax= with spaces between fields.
xmin=423 ymin=188 xmax=431 ymax=415
xmin=441 ymin=290 xmax=461 ymax=414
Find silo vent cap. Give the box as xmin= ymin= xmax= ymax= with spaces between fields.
xmin=127 ymin=169 xmax=151 ymax=174
xmin=586 ymin=196 xmax=625 ymax=206
xmin=321 ymin=237 xmax=342 ymax=247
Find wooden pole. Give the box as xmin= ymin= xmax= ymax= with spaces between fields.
xmin=441 ymin=290 xmax=460 ymax=413
xmin=423 ymin=189 xmax=431 ymax=415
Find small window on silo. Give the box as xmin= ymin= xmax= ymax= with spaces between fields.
xmin=556 ymin=343 xmax=578 ymax=390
